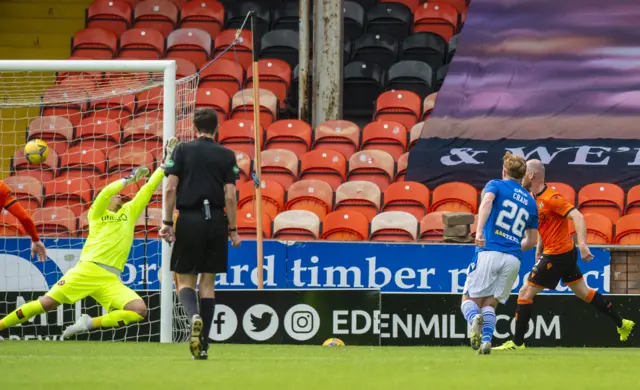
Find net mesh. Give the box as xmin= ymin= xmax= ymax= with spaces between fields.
xmin=0 ymin=67 xmax=197 ymax=342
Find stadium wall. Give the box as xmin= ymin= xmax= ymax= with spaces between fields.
xmin=610 ymin=249 xmax=640 ymax=294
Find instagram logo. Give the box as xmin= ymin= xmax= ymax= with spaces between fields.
xmin=291 ymin=311 xmax=314 ymax=334
xmin=284 ymin=304 xmax=320 ymax=341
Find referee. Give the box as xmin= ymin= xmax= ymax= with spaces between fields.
xmin=159 ymin=108 xmax=242 ymax=360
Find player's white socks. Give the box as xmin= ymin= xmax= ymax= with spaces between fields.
xmin=461 ymin=300 xmax=480 ymax=325
xmin=481 ymin=306 xmax=496 ymax=344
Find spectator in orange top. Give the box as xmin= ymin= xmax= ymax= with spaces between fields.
xmin=0 ymin=180 xmax=46 ymax=260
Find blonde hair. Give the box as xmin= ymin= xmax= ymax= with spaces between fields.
xmin=503 ymin=152 xmax=526 ymax=180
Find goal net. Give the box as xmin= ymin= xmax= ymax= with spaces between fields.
xmin=0 ymin=60 xmax=196 ymax=343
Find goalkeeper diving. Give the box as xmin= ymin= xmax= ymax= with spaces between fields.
xmin=0 ymin=138 xmax=180 ymax=339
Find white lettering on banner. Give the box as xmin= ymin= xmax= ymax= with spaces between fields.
xmin=440 ymin=148 xmax=488 ymax=166
xmin=569 ymin=146 xmax=611 ymax=165
xmin=449 ymin=268 xmax=468 ymax=293
xmin=121 ymin=264 xmax=136 ymax=285
xmin=333 ymin=310 xmax=349 ymax=335
xmin=395 ymin=268 xmax=416 ymax=289
xmin=351 ymin=310 xmax=371 ymax=334
xmin=628 ymin=148 xmax=640 ymax=166
xmin=325 ymin=266 xmax=363 ymax=288
xmin=603 ymin=265 xmax=610 ymax=293
xmin=505 ymin=315 xmax=561 ymax=340
xmin=0 ymin=335 xmax=62 ymax=341
xmin=507 ymin=147 xmax=574 ymax=164
xmin=217 ymin=255 xmax=277 ymax=287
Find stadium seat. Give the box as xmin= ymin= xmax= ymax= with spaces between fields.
xmin=0 ymin=210 xmax=26 ymax=236
xmin=118 ymin=28 xmax=165 ymax=59
xmin=166 ymin=28 xmax=212 ymax=68
xmin=285 ymin=180 xmax=333 ymax=219
xmin=260 ymin=149 xmax=299 ymax=190
xmin=347 ymin=150 xmax=396 ymax=191
xmin=409 ymin=122 xmax=424 ymax=150
xmin=28 ymin=116 xmax=74 ymax=155
xmin=87 ymin=0 xmax=133 ymax=36
xmin=133 ymin=0 xmax=179 ymax=37
xmin=613 ymin=214 xmax=640 ymax=244
xmin=41 ymin=85 xmax=89 ymax=127
xmin=122 ymin=115 xmax=163 ymax=156
xmin=77 ymin=210 xmax=90 ymax=237
xmin=569 ymin=213 xmax=613 ymax=245
xmin=382 ymin=181 xmax=429 ymax=220
xmin=312 ymin=120 xmax=361 ymax=160
xmin=260 ymin=30 xmax=300 ymax=68
xmin=71 ymin=28 xmax=118 ymax=59
xmin=447 ymin=34 xmax=458 ymax=63
xmin=400 ymin=33 xmax=447 ymax=74
xmin=320 ymin=210 xmax=369 ymax=241
xmin=578 ymin=183 xmax=624 ymax=223
xmin=360 ymin=120 xmax=408 ymax=160
xmin=380 ymin=0 xmax=421 ymax=10
xmin=430 ymin=182 xmax=478 ymax=213
xmin=265 ymin=120 xmax=312 ymax=158
xmin=11 ymin=148 xmax=59 ymax=182
xmin=395 ymin=152 xmax=409 ymax=182
xmin=365 ymin=3 xmax=412 ymax=40
xmin=179 ymin=0 xmax=225 ymax=38
xmin=343 ymin=61 xmax=385 ymax=116
xmin=107 ymin=146 xmax=155 ymax=172
xmin=272 ymin=2 xmax=300 ymax=31
xmin=352 ymin=33 xmax=399 ymax=70
xmin=233 ymin=150 xmax=252 ymax=186
xmin=89 ymin=84 xmax=136 ymax=120
xmin=198 ymin=58 xmax=245 ymax=96
xmin=32 ymin=207 xmax=77 ymax=237
xmin=214 ymin=29 xmax=253 ymax=69
xmin=435 ymin=63 xmax=449 ymax=91
xmin=273 ymin=210 xmax=320 ymax=240
xmin=387 ymin=61 xmax=434 ymax=98
xmin=246 ymin=59 xmax=292 ymax=108
xmin=344 ymin=1 xmax=365 ymax=41
xmin=75 ymin=117 xmax=121 ymax=152
xmin=436 ymin=0 xmax=468 ymax=14
xmin=218 ymin=119 xmax=263 ymax=156
xmin=226 ymin=1 xmax=270 ymax=40
xmin=299 ymin=150 xmax=347 ymax=191
xmin=196 ymin=87 xmax=230 ymax=121
xmin=43 ymin=177 xmax=93 ymax=216
xmin=58 ymin=146 xmax=107 ymax=179
xmin=547 ymin=182 xmax=576 ymax=205
xmin=134 ymin=86 xmax=165 ymax=113
xmin=370 ymin=211 xmax=417 ymax=242
xmin=231 ymin=88 xmax=278 ymax=128
xmin=413 ymin=2 xmax=459 ymax=42
xmin=626 ymin=185 xmax=640 ymax=215
xmin=237 ymin=180 xmax=285 ymax=220
xmin=335 ymin=181 xmax=381 ymax=221
xmin=237 ymin=210 xmax=273 ymax=239
xmin=175 ymin=58 xmax=199 ymax=78
xmin=419 ymin=212 xmax=444 ymax=241
xmin=374 ymin=91 xmax=421 ymax=134
xmin=421 ymin=93 xmax=437 ymax=121
xmin=134 ymin=208 xmax=162 ymax=238
xmin=3 ymin=176 xmax=43 ymax=211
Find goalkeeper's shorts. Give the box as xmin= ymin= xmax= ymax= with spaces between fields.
xmin=46 ymin=261 xmax=141 ymax=311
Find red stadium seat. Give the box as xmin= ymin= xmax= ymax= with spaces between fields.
xmin=260 ymin=149 xmax=299 ymax=190
xmin=214 ymin=29 xmax=252 ymax=69
xmin=133 ymin=0 xmax=179 ymax=38
xmin=41 ymin=85 xmax=89 ymax=127
xmin=199 ymin=58 xmax=245 ymax=96
xmin=28 ymin=116 xmax=74 ymax=155
xmin=43 ymin=177 xmax=93 ymax=216
xmin=196 ymin=87 xmax=230 ymax=121
xmin=321 ymin=210 xmax=369 ymax=241
xmin=218 ymin=119 xmax=263 ymax=156
xmin=312 ymin=120 xmax=361 ymax=160
xmin=273 ymin=210 xmax=320 ymax=240
xmin=382 ymin=181 xmax=430 ymax=220
xmin=614 ymin=214 xmax=640 ymax=245
xmin=122 ymin=115 xmax=163 ymax=158
xmin=374 ymin=90 xmax=421 ymax=131
xmin=246 ymin=59 xmax=292 ymax=108
xmin=413 ymin=2 xmax=459 ymax=42
xmin=175 ymin=58 xmax=198 ymax=78
xmin=75 ymin=117 xmax=121 ymax=152
xmin=134 ymin=86 xmax=164 ymax=113
xmin=166 ymin=28 xmax=212 ymax=68
xmin=71 ymin=28 xmax=118 ymax=59
xmin=0 ymin=210 xmax=26 ymax=236
xmin=77 ymin=210 xmax=90 ymax=237
xmin=59 ymin=146 xmax=107 ymax=179
xmin=436 ymin=0 xmax=468 ymax=14
xmin=569 ymin=213 xmax=613 ymax=245
xmin=134 ymin=208 xmax=162 ymax=238
xmin=422 ymin=93 xmax=437 ymax=121
xmin=87 ymin=0 xmax=132 ymax=36
xmin=430 ymin=182 xmax=478 ymax=213
xmin=285 ymin=179 xmax=333 ymax=219
xmin=237 ymin=180 xmax=285 ymax=220
xmin=360 ymin=120 xmax=408 ymax=160
xmin=347 ymin=150 xmax=395 ymax=191
xmin=237 ymin=210 xmax=272 ymax=239
xmin=419 ymin=212 xmax=444 ymax=241
xmin=231 ymin=88 xmax=279 ymax=128
xmin=232 ymin=150 xmax=252 ymax=187
xmin=58 ymin=75 xmax=98 ymax=96
xmin=578 ymin=183 xmax=624 ymax=223
xmin=12 ymin=148 xmax=59 ymax=182
xmin=395 ymin=152 xmax=409 ymax=182
xmin=107 ymin=146 xmax=155 ymax=172
xmin=409 ymin=122 xmax=423 ymax=150
xmin=89 ymin=83 xmax=136 ymax=122
xmin=32 ymin=207 xmax=77 ymax=237
xmin=118 ymin=28 xmax=165 ymax=59
xmin=299 ymin=149 xmax=347 ymax=191
xmin=179 ymin=0 xmax=225 ymax=38
xmin=3 ymin=176 xmax=43 ymax=211
xmin=335 ymin=181 xmax=381 ymax=222
xmin=265 ymin=120 xmax=312 ymax=158
xmin=547 ymin=182 xmax=576 ymax=205
xmin=370 ymin=211 xmax=417 ymax=242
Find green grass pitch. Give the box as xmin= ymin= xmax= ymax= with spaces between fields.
xmin=0 ymin=342 xmax=638 ymax=390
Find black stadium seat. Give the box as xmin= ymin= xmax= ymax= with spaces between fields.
xmin=400 ymin=33 xmax=447 ymax=71
xmin=261 ymin=30 xmax=300 ymax=68
xmin=386 ymin=61 xmax=433 ymax=98
xmin=344 ymin=1 xmax=365 ymax=41
xmin=435 ymin=63 xmax=450 ymax=92
xmin=343 ymin=61 xmax=385 ymax=116
xmin=272 ymin=2 xmax=301 ymax=32
xmin=352 ymin=33 xmax=398 ymax=70
xmin=225 ymin=1 xmax=269 ymax=44
xmin=345 ymin=40 xmax=353 ymax=63
xmin=365 ymin=3 xmax=413 ymax=40
xmin=447 ymin=34 xmax=459 ymax=63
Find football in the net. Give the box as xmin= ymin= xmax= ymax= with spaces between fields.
xmin=322 ymin=338 xmax=345 ymax=347
xmin=24 ymin=139 xmax=49 ymax=164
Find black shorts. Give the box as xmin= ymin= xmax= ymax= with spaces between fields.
xmin=527 ymin=247 xmax=583 ymax=290
xmin=171 ymin=209 xmax=229 ymax=275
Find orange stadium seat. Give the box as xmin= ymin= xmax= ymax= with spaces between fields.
xmin=58 ymin=146 xmax=107 ymax=179
xmin=118 ymin=28 xmax=165 ymax=59
xmin=347 ymin=150 xmax=395 ymax=191
xmin=43 ymin=177 xmax=93 ymax=216
xmin=77 ymin=210 xmax=90 ymax=237
xmin=0 ymin=210 xmax=26 ymax=236
xmin=273 ymin=210 xmax=320 ymax=240
xmin=28 ymin=116 xmax=74 ymax=155
xmin=122 ymin=122 xmax=163 ymax=160
xmin=89 ymin=83 xmax=137 ymax=119
xmin=218 ymin=119 xmax=263 ymax=156
xmin=625 ymin=185 xmax=640 ymax=215
xmin=578 ymin=183 xmax=624 ymax=223
xmin=107 ymin=146 xmax=155 ymax=172
xmin=166 ymin=28 xmax=212 ymax=68
xmin=179 ymin=1 xmax=224 ymax=38
xmin=246 ymin=59 xmax=292 ymax=108
xmin=419 ymin=212 xmax=445 ymax=241
xmin=214 ymin=29 xmax=252 ymax=69
xmin=265 ymin=120 xmax=312 ymax=158
xmin=175 ymin=58 xmax=198 ymax=77
xmin=260 ymin=149 xmax=299 ymax=190
xmin=299 ymin=149 xmax=347 ymax=191
xmin=436 ymin=0 xmax=468 ymax=14
xmin=569 ymin=213 xmax=613 ymax=245
xmin=382 ymin=181 xmax=430 ymax=220
xmin=395 ymin=152 xmax=409 ymax=182
xmin=321 ymin=210 xmax=369 ymax=241
xmin=237 ymin=210 xmax=273 ymax=239
xmin=409 ymin=122 xmax=423 ymax=150
xmin=232 ymin=150 xmax=252 ymax=186
xmin=312 ymin=120 xmax=361 ymax=160
xmin=361 ymin=120 xmax=408 ymax=160
xmin=135 ymin=86 xmax=164 ymax=113
xmin=430 ymin=182 xmax=478 ymax=213
xmin=413 ymin=2 xmax=459 ymax=42
xmin=58 ymin=75 xmax=98 ymax=96
xmin=285 ymin=179 xmax=333 ymax=219
xmin=231 ymin=88 xmax=279 ymax=128
xmin=87 ymin=0 xmax=133 ymax=36
xmin=12 ymin=148 xmax=59 ymax=182
xmin=422 ymin=92 xmax=437 ymax=121
xmin=614 ymin=214 xmax=640 ymax=244
xmin=335 ymin=181 xmax=381 ymax=222
xmin=71 ymin=28 xmax=118 ymax=59
xmin=199 ymin=58 xmax=245 ymax=96
xmin=3 ymin=176 xmax=43 ymax=211
xmin=134 ymin=208 xmax=162 ymax=238
xmin=370 ymin=211 xmax=418 ymax=242
xmin=547 ymin=182 xmax=576 ymax=205
xmin=237 ymin=180 xmax=285 ymax=220
xmin=133 ymin=0 xmax=179 ymax=37
xmin=32 ymin=207 xmax=77 ymax=237
xmin=41 ymin=86 xmax=88 ymax=127
xmin=75 ymin=117 xmax=121 ymax=152
xmin=196 ymin=87 xmax=230 ymax=121
xmin=374 ymin=90 xmax=421 ymax=131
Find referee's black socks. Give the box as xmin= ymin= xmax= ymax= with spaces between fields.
xmin=586 ymin=289 xmax=623 ymax=328
xmin=179 ymin=288 xmax=199 ymax=319
xmin=200 ymin=297 xmax=216 ymax=351
xmin=513 ymin=298 xmax=534 ymax=346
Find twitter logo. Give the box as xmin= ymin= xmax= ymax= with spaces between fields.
xmin=243 ymin=304 xmax=280 ymax=341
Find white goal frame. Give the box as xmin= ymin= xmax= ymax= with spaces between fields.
xmin=0 ymin=60 xmax=178 ymax=343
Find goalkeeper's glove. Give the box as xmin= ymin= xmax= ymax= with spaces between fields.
xmin=161 ymin=137 xmax=181 ymax=169
xmin=124 ymin=166 xmax=150 ymax=185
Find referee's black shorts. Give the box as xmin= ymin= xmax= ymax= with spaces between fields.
xmin=171 ymin=209 xmax=229 ymax=274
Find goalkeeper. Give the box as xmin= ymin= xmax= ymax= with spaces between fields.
xmin=0 ymin=138 xmax=179 ymax=339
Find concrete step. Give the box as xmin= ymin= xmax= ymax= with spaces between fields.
xmin=0 ymin=33 xmax=71 ymax=49
xmin=0 ymin=17 xmax=83 ymax=34
xmin=0 ymin=46 xmax=70 ymax=59
xmin=0 ymin=1 xmax=88 ymax=18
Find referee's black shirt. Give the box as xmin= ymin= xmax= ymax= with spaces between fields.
xmin=164 ymin=137 xmax=239 ymax=210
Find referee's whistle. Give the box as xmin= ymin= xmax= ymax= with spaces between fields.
xmin=203 ymin=199 xmax=212 ymax=220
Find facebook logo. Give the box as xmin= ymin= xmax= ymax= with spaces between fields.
xmin=209 ymin=304 xmax=237 ymax=342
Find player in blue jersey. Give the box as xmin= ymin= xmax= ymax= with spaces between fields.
xmin=461 ymin=152 xmax=539 ymax=355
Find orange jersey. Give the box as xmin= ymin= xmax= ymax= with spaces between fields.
xmin=535 ymin=185 xmax=575 ymax=255
xmin=0 ymin=180 xmax=17 ymax=210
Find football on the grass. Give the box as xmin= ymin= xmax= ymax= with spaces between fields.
xmin=322 ymin=338 xmax=345 ymax=347
xmin=24 ymin=139 xmax=49 ymax=164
